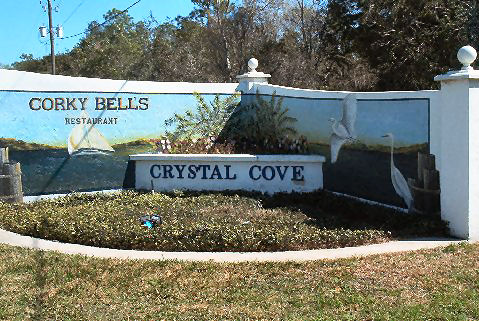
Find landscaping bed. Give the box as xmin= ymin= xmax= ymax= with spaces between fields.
xmin=0 ymin=190 xmax=449 ymax=252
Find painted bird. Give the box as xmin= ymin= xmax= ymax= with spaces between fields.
xmin=329 ymin=93 xmax=358 ymax=163
xmin=382 ymin=133 xmax=413 ymax=211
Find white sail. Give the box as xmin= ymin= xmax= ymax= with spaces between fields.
xmin=67 ymin=110 xmax=114 ymax=155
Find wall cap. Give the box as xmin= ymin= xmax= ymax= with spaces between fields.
xmin=435 ymin=45 xmax=479 ymax=82
xmin=0 ymin=69 xmax=239 ymax=94
xmin=236 ymin=58 xmax=271 ymax=85
xmin=434 ymin=69 xmax=479 ymax=82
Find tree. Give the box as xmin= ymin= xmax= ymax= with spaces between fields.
xmin=11 ymin=1 xmax=478 ymax=91
xmin=355 ymin=0 xmax=477 ymax=90
xmin=265 ymin=0 xmax=377 ymax=90
xmin=183 ymin=0 xmax=289 ymax=82
xmin=13 ymin=53 xmax=73 ymax=75
xmin=62 ymin=9 xmax=151 ymax=79
xmin=13 ymin=54 xmax=46 ymax=73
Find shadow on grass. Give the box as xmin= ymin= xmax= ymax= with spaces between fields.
xmin=31 ymin=234 xmax=47 ymax=321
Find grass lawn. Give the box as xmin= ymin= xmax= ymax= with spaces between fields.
xmin=0 ymin=242 xmax=477 ymax=320
xmin=0 ymin=190 xmax=448 ymax=252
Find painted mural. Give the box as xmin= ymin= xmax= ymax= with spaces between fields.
xmin=0 ymin=91 xmax=233 ymax=195
xmin=243 ymin=93 xmax=430 ymax=208
xmin=0 ymin=87 xmax=429 ymax=209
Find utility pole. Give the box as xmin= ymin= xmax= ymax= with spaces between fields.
xmin=39 ymin=0 xmax=63 ymax=75
xmin=47 ymin=0 xmax=55 ymax=75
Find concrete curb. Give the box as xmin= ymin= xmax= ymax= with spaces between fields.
xmin=0 ymin=228 xmax=464 ymax=262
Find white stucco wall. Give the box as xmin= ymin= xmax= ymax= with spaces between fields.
xmin=434 ymin=69 xmax=479 ymax=240
xmin=7 ymin=67 xmax=474 ymax=239
xmin=469 ymin=81 xmax=479 ymax=240
xmin=250 ymin=82 xmax=438 ymax=101
xmin=0 ymin=69 xmax=238 ymax=94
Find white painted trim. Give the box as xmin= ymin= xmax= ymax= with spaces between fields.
xmin=236 ymin=71 xmax=271 ymax=80
xmin=0 ymin=69 xmax=238 ymax=94
xmin=329 ymin=191 xmax=408 ymax=213
xmin=23 ymin=189 xmax=121 ymax=203
xmin=434 ymin=69 xmax=479 ymax=240
xmin=245 ymin=82 xmax=439 ymax=100
xmin=130 ymin=153 xmax=326 ymax=163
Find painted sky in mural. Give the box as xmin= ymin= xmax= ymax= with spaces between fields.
xmin=0 ymin=91 xmax=225 ymax=147
xmin=275 ymin=96 xmax=429 ymax=147
xmin=0 ymin=91 xmax=429 ymax=148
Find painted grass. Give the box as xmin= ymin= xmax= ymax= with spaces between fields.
xmin=0 ymin=242 xmax=477 ymax=320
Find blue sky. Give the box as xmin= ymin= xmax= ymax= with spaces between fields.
xmin=0 ymin=0 xmax=196 ymax=65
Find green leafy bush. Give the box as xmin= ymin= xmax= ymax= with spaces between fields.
xmin=230 ymin=135 xmax=310 ymax=154
xmin=0 ymin=191 xmax=448 ymax=252
xmin=160 ymin=90 xmax=309 ymax=155
xmin=220 ymin=90 xmax=311 ymax=154
xmin=225 ymin=90 xmax=297 ymax=143
xmin=165 ymin=92 xmax=240 ymax=141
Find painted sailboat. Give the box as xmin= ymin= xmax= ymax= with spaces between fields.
xmin=67 ymin=110 xmax=114 ymax=156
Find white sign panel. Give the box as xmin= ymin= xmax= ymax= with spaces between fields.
xmin=131 ymin=154 xmax=326 ymax=194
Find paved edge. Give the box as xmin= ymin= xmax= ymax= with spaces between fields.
xmin=0 ymin=228 xmax=466 ymax=262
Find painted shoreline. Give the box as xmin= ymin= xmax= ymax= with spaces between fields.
xmin=0 ymin=137 xmax=427 ymax=153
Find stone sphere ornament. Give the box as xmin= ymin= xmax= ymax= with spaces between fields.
xmin=457 ymin=45 xmax=477 ymax=70
xmin=248 ymin=58 xmax=259 ymax=72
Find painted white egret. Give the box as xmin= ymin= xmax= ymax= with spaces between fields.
xmin=329 ymin=93 xmax=357 ymax=163
xmin=382 ymin=133 xmax=413 ymax=211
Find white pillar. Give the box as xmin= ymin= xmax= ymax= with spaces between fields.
xmin=434 ymin=45 xmax=479 ymax=240
xmin=236 ymin=58 xmax=271 ymax=93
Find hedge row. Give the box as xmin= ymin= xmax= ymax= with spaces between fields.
xmin=0 ymin=190 xmax=448 ymax=252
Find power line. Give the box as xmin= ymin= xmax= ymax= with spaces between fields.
xmin=62 ymin=0 xmax=86 ymax=25
xmin=62 ymin=0 xmax=143 ymax=39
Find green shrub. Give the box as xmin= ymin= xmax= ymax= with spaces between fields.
xmin=164 ymin=92 xmax=240 ymax=141
xmin=161 ymin=91 xmax=309 ymax=155
xmin=221 ymin=90 xmax=310 ymax=154
xmin=225 ymin=90 xmax=297 ymax=143
xmin=0 ymin=191 xmax=448 ymax=252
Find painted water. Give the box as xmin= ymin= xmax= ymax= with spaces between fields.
xmin=10 ymin=145 xmax=421 ymax=209
xmin=10 ymin=149 xmax=128 ymax=195
xmin=318 ymin=145 xmax=422 ymax=208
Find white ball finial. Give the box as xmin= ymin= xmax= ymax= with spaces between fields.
xmin=457 ymin=45 xmax=477 ymax=70
xmin=248 ymin=58 xmax=259 ymax=72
